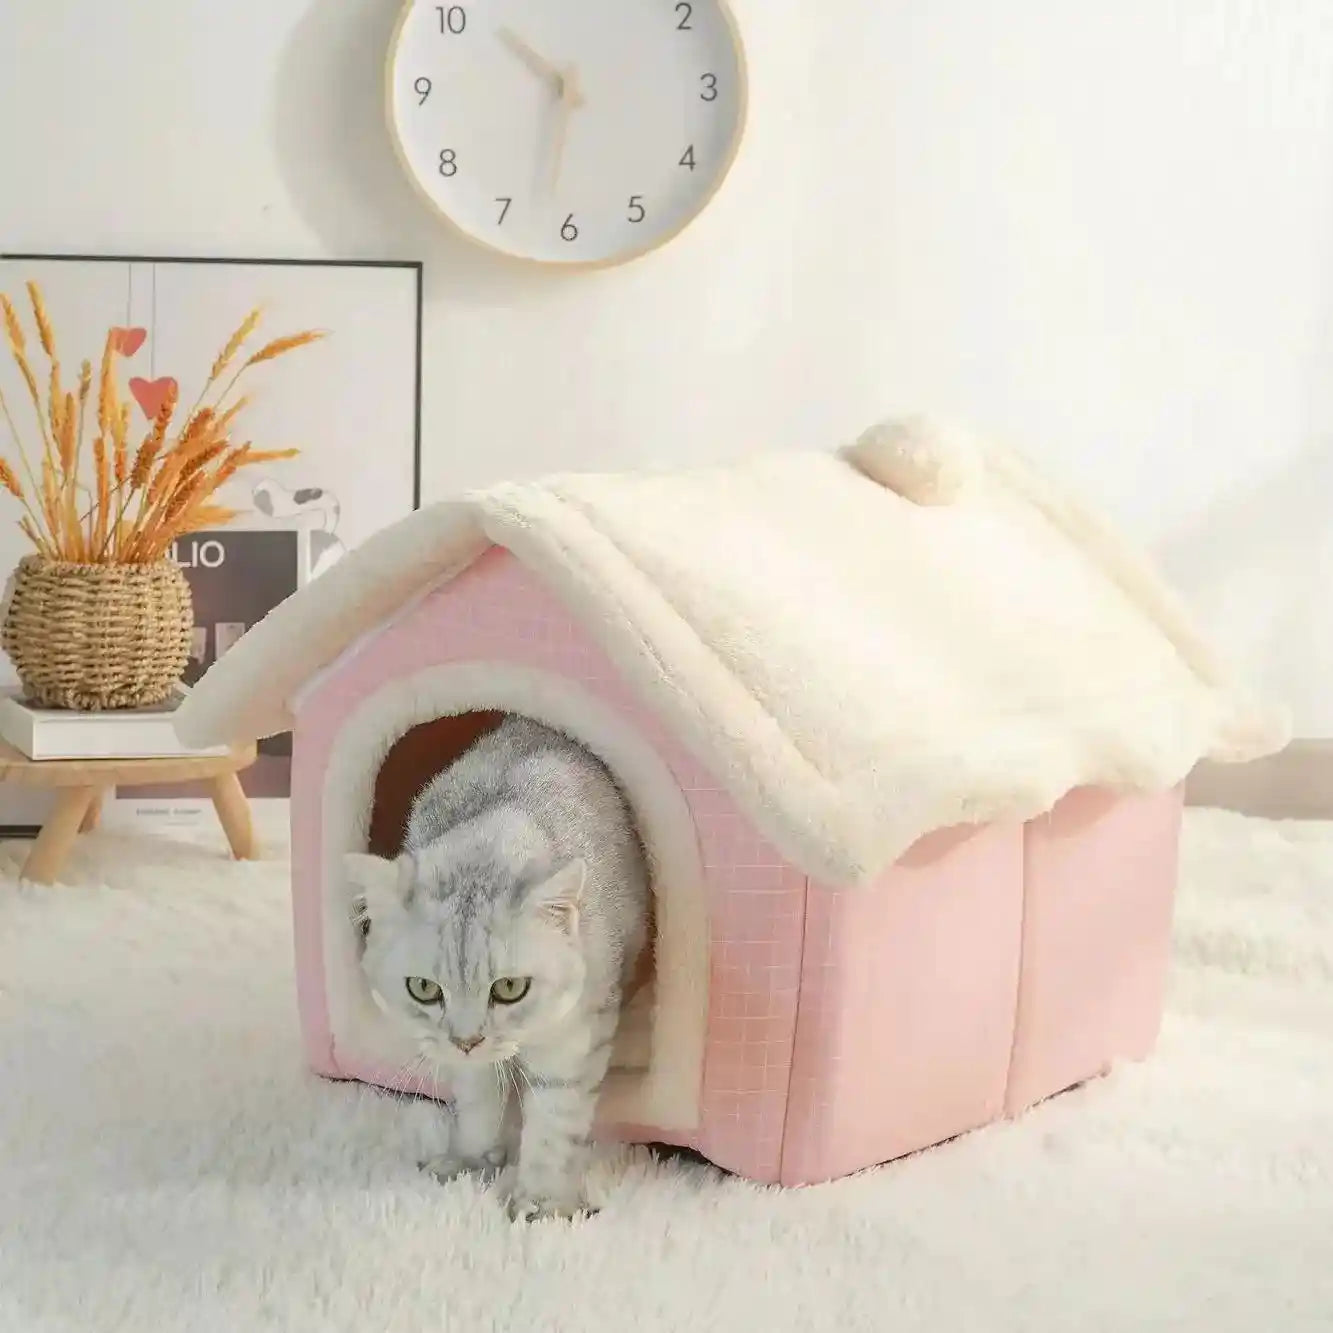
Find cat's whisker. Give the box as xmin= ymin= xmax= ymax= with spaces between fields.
xmin=512 ymin=1059 xmax=535 ymax=1102
xmin=417 ymin=1057 xmax=442 ymax=1101
xmin=346 ymin=1052 xmax=418 ymax=1123
xmin=374 ymin=1053 xmax=431 ymax=1110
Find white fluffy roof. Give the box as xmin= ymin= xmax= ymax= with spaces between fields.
xmin=175 ymin=417 xmax=1287 ymax=885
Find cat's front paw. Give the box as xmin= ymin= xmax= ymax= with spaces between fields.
xmin=419 ymin=1152 xmax=468 ymax=1184
xmin=419 ymin=1146 xmax=508 ymax=1185
xmin=505 ymin=1189 xmax=598 ymax=1223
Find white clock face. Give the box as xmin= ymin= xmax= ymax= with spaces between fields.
xmin=387 ymin=0 xmax=747 ymax=266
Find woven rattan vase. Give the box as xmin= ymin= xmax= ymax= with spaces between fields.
xmin=1 ymin=556 xmax=193 ymax=710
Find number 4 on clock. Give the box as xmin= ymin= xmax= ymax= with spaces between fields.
xmin=679 ymin=145 xmax=696 ymax=171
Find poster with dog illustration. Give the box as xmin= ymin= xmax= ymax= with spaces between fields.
xmin=0 ymin=253 xmax=421 ymax=834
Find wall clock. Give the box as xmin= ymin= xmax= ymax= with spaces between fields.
xmin=386 ymin=0 xmax=748 ymax=268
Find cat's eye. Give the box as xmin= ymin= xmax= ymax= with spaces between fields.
xmin=489 ymin=977 xmax=531 ymax=1005
xmin=405 ymin=976 xmax=444 ymax=1006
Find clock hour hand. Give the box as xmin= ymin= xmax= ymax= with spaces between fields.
xmin=498 ymin=25 xmax=562 ymax=88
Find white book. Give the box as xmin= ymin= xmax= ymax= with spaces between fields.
xmin=0 ymin=684 xmax=229 ymax=761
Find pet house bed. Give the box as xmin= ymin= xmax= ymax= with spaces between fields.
xmin=175 ymin=416 xmax=1286 ymax=1186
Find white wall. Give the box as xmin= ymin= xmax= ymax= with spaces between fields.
xmin=2 ymin=0 xmax=1331 ymax=732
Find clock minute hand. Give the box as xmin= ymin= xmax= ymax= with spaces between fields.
xmin=548 ymin=65 xmax=585 ymax=192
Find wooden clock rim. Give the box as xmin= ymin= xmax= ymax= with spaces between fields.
xmin=383 ymin=0 xmax=750 ymax=272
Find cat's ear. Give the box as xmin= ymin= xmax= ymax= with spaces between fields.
xmin=344 ymin=851 xmax=414 ymax=936
xmin=529 ymin=858 xmax=586 ymax=936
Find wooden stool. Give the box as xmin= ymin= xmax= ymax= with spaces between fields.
xmin=0 ymin=741 xmax=259 ymax=885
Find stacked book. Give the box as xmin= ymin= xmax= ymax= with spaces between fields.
xmin=0 ymin=684 xmax=228 ymax=761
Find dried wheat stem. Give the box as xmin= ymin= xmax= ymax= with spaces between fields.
xmin=0 ymin=293 xmax=26 ymax=355
xmin=47 ymin=364 xmax=64 ymax=442
xmin=40 ymin=457 xmax=60 ymax=551
xmin=19 ymin=515 xmax=55 ymax=560
xmin=70 ymin=358 xmax=91 ymax=495
xmin=75 ymin=360 xmax=91 ymax=442
xmin=208 ymin=307 xmax=261 ymax=386
xmin=105 ymin=406 xmax=131 ymax=559
xmin=178 ymin=308 xmax=263 ymax=428
xmin=0 ymin=458 xmax=21 ymax=499
xmin=244 ymin=447 xmax=300 ymax=464
xmin=134 ymin=468 xmax=206 ymax=561
xmin=0 ymin=380 xmax=43 ymax=507
xmin=63 ymin=440 xmax=87 ymax=560
xmin=217 ymin=442 xmax=250 ymax=475
xmin=92 ymin=436 xmax=110 ymax=556
xmin=130 ymin=436 xmax=161 ymax=491
xmin=176 ymin=407 xmax=216 ymax=456
xmin=57 ymin=390 xmax=79 ymax=556
xmin=181 ymin=504 xmax=238 ymax=530
xmin=113 ymin=402 xmax=129 ymax=481
xmin=131 ymin=381 xmax=178 ymax=488
xmin=2 ymin=293 xmax=54 ymax=458
xmin=0 ymin=381 xmax=23 ymax=449
xmin=164 ymin=471 xmax=206 ymax=525
xmin=118 ymin=384 xmax=176 ymax=557
xmin=127 ymin=442 xmax=187 ymax=555
xmin=0 ymin=458 xmax=54 ymax=552
xmin=247 ymin=330 xmax=325 ymax=367
xmin=158 ymin=501 xmax=239 ymax=553
xmin=134 ymin=453 xmax=195 ymax=549
xmin=145 ymin=452 xmax=183 ymax=509
xmin=26 ymin=282 xmax=56 ymax=359
xmin=96 ymin=330 xmax=117 ymax=440
xmin=213 ymin=395 xmax=250 ymax=435
xmin=176 ymin=440 xmax=227 ymax=487
xmin=57 ymin=391 xmax=76 ymax=472
xmin=144 ymin=435 xmax=232 ymax=555
xmin=214 ymin=329 xmax=324 ymax=406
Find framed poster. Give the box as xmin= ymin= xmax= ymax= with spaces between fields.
xmin=0 ymin=253 xmax=422 ymax=836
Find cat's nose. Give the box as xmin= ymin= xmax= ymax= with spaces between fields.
xmin=451 ymin=1034 xmax=483 ymax=1054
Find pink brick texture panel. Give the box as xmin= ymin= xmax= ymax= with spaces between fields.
xmin=781 ymin=822 xmax=1025 ymax=1186
xmin=1004 ymin=786 xmax=1184 ymax=1115
xmin=290 ymin=548 xmax=806 ymax=1183
xmin=779 ymin=789 xmax=1182 ymax=1186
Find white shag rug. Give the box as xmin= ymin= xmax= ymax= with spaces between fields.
xmin=1 ymin=809 xmax=1330 ymax=1333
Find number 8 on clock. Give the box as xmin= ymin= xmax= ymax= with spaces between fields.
xmin=385 ymin=0 xmax=748 ymax=267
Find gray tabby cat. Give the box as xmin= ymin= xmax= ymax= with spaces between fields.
xmin=344 ymin=716 xmax=649 ymax=1221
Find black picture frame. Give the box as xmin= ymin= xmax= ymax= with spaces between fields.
xmin=0 ymin=252 xmax=425 ymax=837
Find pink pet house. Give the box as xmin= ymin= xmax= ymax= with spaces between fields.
xmin=176 ymin=417 xmax=1284 ymax=1187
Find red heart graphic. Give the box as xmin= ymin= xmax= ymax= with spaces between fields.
xmin=129 ymin=376 xmax=178 ymax=421
xmin=111 ymin=326 xmax=147 ymax=356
